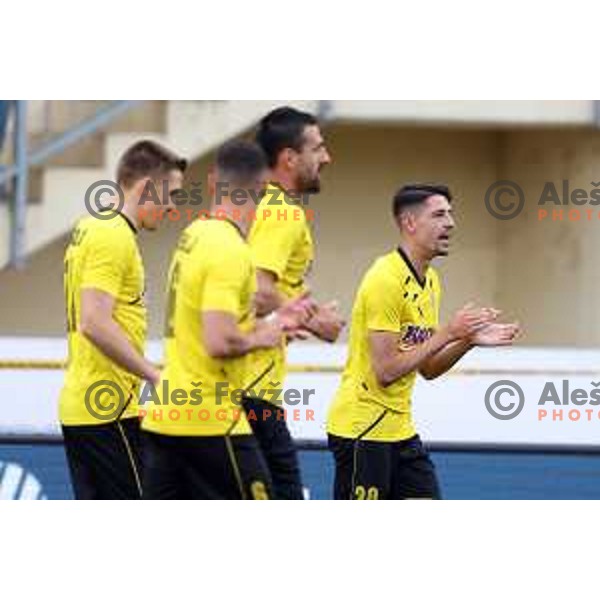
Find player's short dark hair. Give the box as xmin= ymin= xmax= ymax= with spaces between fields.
xmin=392 ymin=184 xmax=452 ymax=218
xmin=215 ymin=139 xmax=268 ymax=186
xmin=256 ymin=106 xmax=319 ymax=168
xmin=117 ymin=140 xmax=187 ymax=188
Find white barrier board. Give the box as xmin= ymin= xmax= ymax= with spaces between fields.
xmin=0 ymin=338 xmax=599 ymax=446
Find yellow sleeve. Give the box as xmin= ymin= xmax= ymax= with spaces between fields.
xmin=199 ymin=245 xmax=251 ymax=317
xmin=364 ymin=270 xmax=404 ymax=333
xmin=250 ymin=213 xmax=302 ymax=281
xmin=80 ymin=226 xmax=129 ymax=297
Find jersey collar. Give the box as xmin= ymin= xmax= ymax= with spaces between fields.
xmin=207 ymin=214 xmax=245 ymax=239
xmin=117 ymin=211 xmax=138 ymax=235
xmin=397 ymin=246 xmax=428 ymax=289
xmin=268 ymin=180 xmax=287 ymax=194
xmin=267 ymin=180 xmax=296 ymax=202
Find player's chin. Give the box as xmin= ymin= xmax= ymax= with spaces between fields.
xmin=303 ymin=176 xmax=321 ymax=194
xmin=143 ymin=219 xmax=159 ymax=232
xmin=435 ymin=243 xmax=450 ymax=257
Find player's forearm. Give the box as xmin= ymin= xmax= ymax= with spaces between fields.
xmin=245 ymin=319 xmax=282 ymax=352
xmin=207 ymin=329 xmax=252 ymax=358
xmin=375 ymin=327 xmax=455 ymax=387
xmin=254 ymin=288 xmax=284 ymax=317
xmin=80 ymin=317 xmax=156 ymax=382
xmin=207 ymin=322 xmax=275 ymax=359
xmin=301 ymin=301 xmax=344 ymax=343
xmin=419 ymin=338 xmax=473 ymax=380
xmin=304 ymin=317 xmax=341 ymax=343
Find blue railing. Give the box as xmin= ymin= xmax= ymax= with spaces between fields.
xmin=0 ymin=100 xmax=144 ymax=269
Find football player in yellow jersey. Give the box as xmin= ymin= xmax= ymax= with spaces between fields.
xmin=141 ymin=140 xmax=310 ymax=500
xmin=246 ymin=107 xmax=346 ymax=499
xmin=59 ymin=140 xmax=187 ymax=500
xmin=327 ymin=184 xmax=521 ymax=500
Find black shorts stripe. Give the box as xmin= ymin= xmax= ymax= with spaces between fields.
xmin=116 ymin=419 xmax=143 ymax=497
xmin=350 ymin=409 xmax=388 ymax=498
xmin=224 ymin=435 xmax=247 ymax=499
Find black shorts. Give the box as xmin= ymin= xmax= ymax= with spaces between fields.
xmin=328 ymin=434 xmax=441 ymax=500
xmin=141 ymin=431 xmax=272 ymax=500
xmin=242 ymin=396 xmax=304 ymax=500
xmin=61 ymin=417 xmax=143 ymax=500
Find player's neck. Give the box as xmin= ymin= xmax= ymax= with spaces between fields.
xmin=120 ymin=199 xmax=141 ymax=232
xmin=398 ymin=241 xmax=430 ymax=281
xmin=210 ymin=199 xmax=251 ymax=238
xmin=269 ymin=170 xmax=297 ymax=195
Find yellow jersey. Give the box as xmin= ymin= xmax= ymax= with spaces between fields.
xmin=142 ymin=218 xmax=274 ymax=436
xmin=248 ymin=182 xmax=314 ymax=402
xmin=327 ymin=248 xmax=442 ymax=442
xmin=59 ymin=211 xmax=146 ymax=425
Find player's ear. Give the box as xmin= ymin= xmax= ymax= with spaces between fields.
xmin=399 ymin=210 xmax=416 ymax=234
xmin=280 ymin=147 xmax=297 ymax=171
xmin=133 ymin=176 xmax=155 ymax=206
